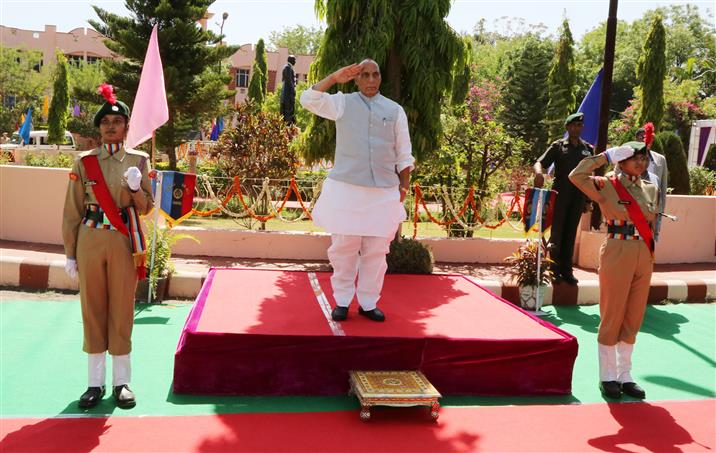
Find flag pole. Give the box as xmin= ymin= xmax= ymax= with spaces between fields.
xmin=534 ymin=189 xmax=547 ymax=316
xmin=151 ymin=131 xmax=156 ymax=168
xmin=147 ymin=169 xmax=162 ymax=304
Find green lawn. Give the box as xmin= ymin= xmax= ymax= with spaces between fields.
xmin=179 ymin=216 xmax=539 ymax=239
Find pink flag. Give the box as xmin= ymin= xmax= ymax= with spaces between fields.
xmin=126 ymin=25 xmax=169 ymax=149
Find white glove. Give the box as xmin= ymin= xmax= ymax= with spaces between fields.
xmin=124 ymin=166 xmax=142 ymax=191
xmin=604 ymin=145 xmax=634 ymax=163
xmin=64 ymin=258 xmax=78 ymax=281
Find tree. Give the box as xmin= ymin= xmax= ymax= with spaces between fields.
xmin=90 ymin=1 xmax=238 ymax=169
xmin=450 ymin=37 xmax=473 ymax=107
xmin=652 ymin=131 xmax=689 ymax=194
xmin=0 ymin=47 xmax=49 ymax=133
xmin=47 ymin=52 xmax=71 ymax=144
xmin=301 ymin=0 xmax=464 ymax=163
xmin=247 ymin=61 xmax=265 ymax=106
xmin=66 ymin=61 xmax=106 ymax=141
xmin=255 ymin=39 xmax=268 ymax=96
xmin=545 ymin=19 xmax=576 ymax=141
xmin=500 ymin=36 xmax=552 ymax=163
xmin=636 ymin=15 xmax=666 ymax=130
xmin=268 ymin=24 xmax=324 ymax=55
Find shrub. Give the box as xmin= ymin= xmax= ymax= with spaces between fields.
xmin=504 ymin=239 xmax=554 ymax=287
xmin=652 ymin=131 xmax=690 ymax=194
xmin=704 ymin=144 xmax=716 ymax=171
xmin=386 ymin=237 xmax=434 ymax=274
xmin=24 ymin=152 xmax=74 ymax=168
xmin=689 ymin=166 xmax=716 ymax=195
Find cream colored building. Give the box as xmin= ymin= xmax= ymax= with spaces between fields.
xmin=1 ymin=23 xmax=315 ymax=106
xmin=0 ymin=24 xmax=117 ymax=67
xmin=228 ymin=44 xmax=313 ymax=104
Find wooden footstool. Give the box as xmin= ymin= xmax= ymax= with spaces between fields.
xmin=349 ymin=370 xmax=442 ymax=421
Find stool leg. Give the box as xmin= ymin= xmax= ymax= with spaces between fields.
xmin=360 ymin=405 xmax=371 ymax=421
xmin=430 ymin=402 xmax=440 ymax=420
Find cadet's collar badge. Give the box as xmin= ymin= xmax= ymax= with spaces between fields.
xmin=69 ymin=172 xmax=78 ymax=181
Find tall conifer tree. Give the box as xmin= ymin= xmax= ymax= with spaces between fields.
xmin=302 ymin=0 xmax=464 ymax=163
xmin=90 ymin=1 xmax=238 ymax=168
xmin=255 ymin=39 xmax=268 ymax=96
xmin=500 ymin=36 xmax=552 ymax=162
xmin=637 ymin=15 xmax=666 ymax=130
xmin=545 ymin=19 xmax=576 ymax=141
xmin=247 ymin=61 xmax=265 ymax=106
xmin=47 ymin=51 xmax=70 ymax=144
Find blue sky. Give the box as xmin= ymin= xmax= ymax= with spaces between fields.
xmin=1 ymin=0 xmax=713 ymax=47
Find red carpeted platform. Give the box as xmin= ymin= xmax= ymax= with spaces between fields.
xmin=173 ymin=269 xmax=578 ymax=396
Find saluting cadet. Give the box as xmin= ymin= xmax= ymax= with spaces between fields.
xmin=534 ymin=112 xmax=594 ymax=285
xmin=569 ymin=141 xmax=659 ymax=400
xmin=62 ymin=84 xmax=154 ymax=409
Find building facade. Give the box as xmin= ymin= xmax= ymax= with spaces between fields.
xmin=1 ymin=23 xmax=315 ymax=106
xmin=0 ymin=24 xmax=117 ymax=68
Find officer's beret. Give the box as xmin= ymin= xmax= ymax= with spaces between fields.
xmin=564 ymin=112 xmax=584 ymax=126
xmin=93 ymin=100 xmax=130 ymax=127
xmin=621 ymin=141 xmax=648 ymax=159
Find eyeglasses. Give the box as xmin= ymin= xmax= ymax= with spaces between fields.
xmin=99 ymin=118 xmax=126 ymax=127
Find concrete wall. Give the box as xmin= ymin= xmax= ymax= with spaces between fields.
xmin=3 ymin=165 xmax=714 ymax=265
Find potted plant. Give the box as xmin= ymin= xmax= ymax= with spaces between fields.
xmin=136 ymin=220 xmax=199 ymax=303
xmin=504 ymin=239 xmax=554 ymax=310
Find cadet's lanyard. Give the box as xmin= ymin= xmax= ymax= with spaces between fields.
xmin=609 ymin=175 xmax=654 ymax=257
xmin=82 ymin=155 xmax=129 ymax=237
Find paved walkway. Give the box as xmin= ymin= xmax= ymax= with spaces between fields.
xmin=1 ymin=240 xmax=714 ymax=305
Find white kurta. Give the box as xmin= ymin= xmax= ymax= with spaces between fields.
xmin=301 ymin=88 xmax=414 ymax=239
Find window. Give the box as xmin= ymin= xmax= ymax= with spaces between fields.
xmin=67 ymin=55 xmax=83 ymax=67
xmin=236 ymin=69 xmax=249 ymax=88
xmin=32 ymin=59 xmax=43 ymax=72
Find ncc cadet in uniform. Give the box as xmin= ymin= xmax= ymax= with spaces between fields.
xmin=533 ymin=112 xmax=594 ymax=285
xmin=569 ymin=141 xmax=659 ymax=400
xmin=62 ymin=84 xmax=154 ymax=409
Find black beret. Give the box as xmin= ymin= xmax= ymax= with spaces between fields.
xmin=93 ymin=100 xmax=130 ymax=127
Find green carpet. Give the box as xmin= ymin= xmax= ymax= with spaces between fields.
xmin=1 ymin=298 xmax=714 ymax=418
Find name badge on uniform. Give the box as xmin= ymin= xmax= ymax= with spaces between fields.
xmin=618 ymin=200 xmax=631 ymax=205
xmin=581 ymin=150 xmax=591 ymax=156
xmin=84 ymin=180 xmax=97 ymax=186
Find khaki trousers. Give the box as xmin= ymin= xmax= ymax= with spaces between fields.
xmin=76 ymin=225 xmax=137 ymax=355
xmin=597 ymin=238 xmax=653 ymax=345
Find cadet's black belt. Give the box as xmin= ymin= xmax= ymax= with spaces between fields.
xmin=83 ymin=204 xmax=128 ymax=228
xmin=606 ymin=221 xmax=640 ymax=240
xmin=607 ymin=224 xmax=635 ymax=236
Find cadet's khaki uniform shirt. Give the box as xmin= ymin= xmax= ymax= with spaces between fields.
xmin=570 ymin=153 xmax=659 ymax=345
xmin=62 ymin=145 xmax=153 ymax=355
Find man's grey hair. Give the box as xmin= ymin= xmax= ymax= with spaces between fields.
xmin=359 ymin=58 xmax=380 ymax=72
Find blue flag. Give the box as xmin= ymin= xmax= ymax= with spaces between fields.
xmin=216 ymin=116 xmax=224 ymax=134
xmin=573 ymin=69 xmax=603 ymax=147
xmin=18 ymin=107 xmax=32 ymax=145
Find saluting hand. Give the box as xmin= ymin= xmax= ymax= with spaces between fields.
xmin=331 ymin=64 xmax=362 ymax=84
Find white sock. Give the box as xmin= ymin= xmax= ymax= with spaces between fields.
xmin=88 ymin=352 xmax=106 ymax=387
xmin=112 ymin=354 xmax=131 ymax=387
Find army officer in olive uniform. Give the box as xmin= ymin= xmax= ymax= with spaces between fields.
xmin=533 ymin=112 xmax=594 ymax=285
xmin=569 ymin=142 xmax=659 ymax=400
xmin=62 ymin=87 xmax=153 ymax=409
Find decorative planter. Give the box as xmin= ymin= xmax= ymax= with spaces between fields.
xmin=519 ymin=285 xmax=538 ymax=310
xmin=135 ymin=276 xmax=169 ymax=303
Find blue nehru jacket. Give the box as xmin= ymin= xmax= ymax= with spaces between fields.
xmin=329 ymin=92 xmax=403 ymax=188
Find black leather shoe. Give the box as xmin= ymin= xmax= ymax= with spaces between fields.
xmin=358 ymin=307 xmax=386 ymax=322
xmin=78 ymin=386 xmax=105 ymax=408
xmin=562 ymin=274 xmax=579 ymax=285
xmin=331 ymin=306 xmax=348 ymax=321
xmin=599 ymin=381 xmax=622 ymax=399
xmin=113 ymin=384 xmax=136 ymax=409
xmin=621 ymin=382 xmax=646 ymax=399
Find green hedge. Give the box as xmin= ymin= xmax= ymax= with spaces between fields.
xmin=386 ymin=237 xmax=434 ymax=274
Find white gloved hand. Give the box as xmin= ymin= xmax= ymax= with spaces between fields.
xmin=604 ymin=145 xmax=634 ymax=163
xmin=124 ymin=166 xmax=142 ymax=191
xmin=64 ymin=258 xmax=78 ymax=281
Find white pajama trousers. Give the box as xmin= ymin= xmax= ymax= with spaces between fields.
xmin=328 ymin=234 xmax=392 ymax=311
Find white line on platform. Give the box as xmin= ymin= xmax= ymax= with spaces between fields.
xmin=307 ymin=272 xmax=345 ymax=336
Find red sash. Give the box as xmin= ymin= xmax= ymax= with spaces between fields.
xmin=82 ymin=155 xmax=147 ymax=279
xmin=609 ymin=175 xmax=654 ymax=257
